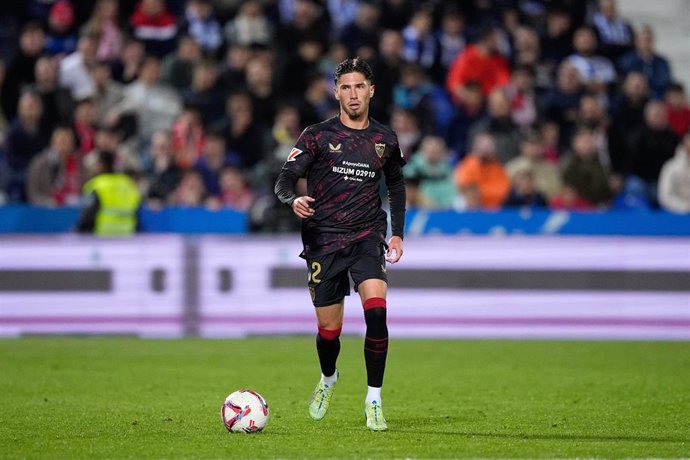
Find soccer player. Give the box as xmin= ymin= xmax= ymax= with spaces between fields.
xmin=274 ymin=58 xmax=406 ymax=431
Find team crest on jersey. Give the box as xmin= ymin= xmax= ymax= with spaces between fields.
xmin=374 ymin=143 xmax=386 ymax=158
xmin=286 ymin=147 xmax=303 ymax=162
xmin=329 ymin=142 xmax=342 ymax=152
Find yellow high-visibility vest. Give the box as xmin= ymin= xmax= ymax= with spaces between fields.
xmin=82 ymin=173 xmax=141 ymax=237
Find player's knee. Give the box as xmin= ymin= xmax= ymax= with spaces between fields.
xmin=318 ymin=325 xmax=342 ymax=341
xmin=363 ymin=297 xmax=387 ymax=325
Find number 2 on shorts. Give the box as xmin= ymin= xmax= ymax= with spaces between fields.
xmin=309 ymin=261 xmax=322 ymax=284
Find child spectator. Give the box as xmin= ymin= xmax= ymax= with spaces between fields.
xmin=170 ymin=168 xmax=206 ymax=207
xmin=194 ymin=130 xmax=228 ymax=197
xmin=665 ymin=82 xmax=690 ymax=137
xmin=217 ymin=166 xmax=253 ymax=210
xmin=504 ymin=168 xmax=548 ymax=208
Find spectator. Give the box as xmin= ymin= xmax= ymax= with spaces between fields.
xmin=454 ymin=132 xmax=510 ymax=209
xmin=111 ymin=38 xmax=145 ymax=84
xmin=503 ymin=64 xmax=538 ymax=129
xmin=26 ymin=124 xmax=83 ymax=206
xmin=379 ymin=0 xmax=415 ymax=31
xmin=212 ymin=91 xmax=266 ymax=169
xmin=401 ymin=6 xmax=436 ymax=70
xmin=446 ymin=81 xmax=485 ymax=159
xmin=370 ymin=30 xmax=405 ymax=122
xmin=446 ymin=25 xmax=511 ymax=106
xmin=468 ymin=89 xmax=521 ymax=164
xmin=224 ymin=0 xmax=274 ymax=47
xmin=664 ymin=82 xmax=690 ymax=137
xmin=539 ymin=6 xmax=574 ymax=82
xmin=73 ymin=97 xmax=98 ymax=156
xmin=560 ymin=126 xmax=613 ymax=208
xmin=181 ymin=0 xmax=222 ymax=55
xmin=145 ymin=130 xmax=181 ymax=206
xmin=161 ymin=34 xmax=203 ymax=91
xmin=4 ymin=90 xmax=49 ymax=201
xmin=44 ymin=0 xmax=78 ymax=56
xmin=77 ymin=150 xmax=141 ymax=236
xmin=33 ymin=55 xmax=73 ymax=131
xmin=301 ymin=75 xmax=339 ymax=127
xmin=505 ymin=131 xmax=562 ymax=200
xmin=511 ymin=26 xmax=541 ymax=70
xmin=171 ymin=105 xmax=204 ymax=169
xmin=81 ymin=0 xmax=125 ymax=63
xmin=389 ymin=107 xmax=422 ymax=160
xmin=540 ymin=62 xmax=583 ymax=148
xmin=91 ymin=60 xmax=125 ymax=127
xmin=564 ymin=27 xmax=616 ymax=96
xmin=1 ymin=22 xmax=45 ymax=121
xmin=59 ymin=33 xmax=98 ymax=101
xmin=393 ymin=63 xmax=438 ymax=135
xmin=218 ymin=43 xmax=250 ymax=90
xmin=280 ymin=37 xmax=325 ymax=98
xmin=194 ymin=129 xmax=228 ymax=197
xmin=433 ymin=7 xmax=466 ymax=83
xmin=170 ymin=168 xmax=207 ymax=207
xmin=618 ymin=25 xmax=672 ymax=99
xmin=181 ymin=60 xmax=224 ymax=126
xmin=129 ymin=0 xmax=178 ymax=57
xmin=278 ymin=0 xmax=328 ymax=55
xmin=339 ymin=1 xmax=381 ymax=57
xmin=504 ymin=169 xmax=548 ymax=208
xmin=591 ymin=0 xmax=634 ymax=61
xmin=244 ymin=56 xmax=277 ymax=127
xmin=217 ymin=166 xmax=253 ymax=210
xmin=326 ymin=0 xmax=358 ymax=38
xmin=403 ymin=135 xmax=457 ymax=209
xmin=578 ymin=93 xmax=613 ymax=170
xmin=626 ymin=100 xmax=680 ymax=205
xmin=658 ymin=133 xmax=690 ymax=213
xmin=107 ymin=55 xmax=182 ymax=147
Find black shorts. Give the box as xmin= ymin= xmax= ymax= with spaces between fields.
xmin=306 ymin=239 xmax=387 ymax=307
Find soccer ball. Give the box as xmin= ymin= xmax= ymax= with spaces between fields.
xmin=221 ymin=389 xmax=270 ymax=433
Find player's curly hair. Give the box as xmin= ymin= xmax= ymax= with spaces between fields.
xmin=334 ymin=57 xmax=374 ymax=85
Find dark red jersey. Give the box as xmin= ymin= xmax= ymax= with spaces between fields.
xmin=275 ymin=116 xmax=406 ymax=258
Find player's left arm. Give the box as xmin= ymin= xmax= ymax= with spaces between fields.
xmin=383 ymin=147 xmax=406 ymax=263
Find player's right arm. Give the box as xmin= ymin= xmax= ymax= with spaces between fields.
xmin=274 ymin=127 xmax=317 ymax=218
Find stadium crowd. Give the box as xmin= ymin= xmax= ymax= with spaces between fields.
xmin=0 ymin=0 xmax=689 ymax=232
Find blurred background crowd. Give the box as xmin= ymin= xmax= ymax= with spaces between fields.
xmin=0 ymin=0 xmax=688 ymax=233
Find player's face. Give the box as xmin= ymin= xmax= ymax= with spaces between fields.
xmin=334 ymin=72 xmax=375 ymax=121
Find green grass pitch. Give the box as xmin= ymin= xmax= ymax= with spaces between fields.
xmin=1 ymin=337 xmax=688 ymax=459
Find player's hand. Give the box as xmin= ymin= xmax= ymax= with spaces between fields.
xmin=386 ymin=236 xmax=403 ymax=264
xmin=292 ymin=196 xmax=315 ymax=219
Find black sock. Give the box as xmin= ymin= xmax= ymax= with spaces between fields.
xmin=316 ymin=332 xmax=340 ymax=378
xmin=364 ymin=307 xmax=388 ymax=388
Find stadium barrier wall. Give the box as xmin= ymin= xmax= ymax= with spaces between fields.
xmin=1 ymin=205 xmax=690 ymax=236
xmin=1 ymin=235 xmax=688 ymax=340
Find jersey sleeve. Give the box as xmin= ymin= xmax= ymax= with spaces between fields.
xmin=274 ymin=127 xmax=318 ymax=206
xmin=383 ymin=144 xmax=406 ymax=239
